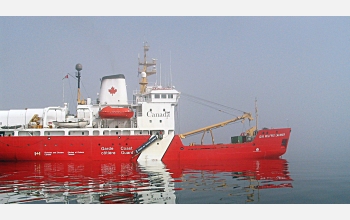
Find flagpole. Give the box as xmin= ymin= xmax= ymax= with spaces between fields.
xmin=62 ymin=74 xmax=68 ymax=104
xmin=63 ymin=77 xmax=65 ymax=103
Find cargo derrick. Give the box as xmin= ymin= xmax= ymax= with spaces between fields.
xmin=179 ymin=112 xmax=254 ymax=145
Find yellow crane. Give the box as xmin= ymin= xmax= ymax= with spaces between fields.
xmin=179 ymin=112 xmax=254 ymax=145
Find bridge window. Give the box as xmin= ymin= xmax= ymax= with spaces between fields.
xmin=168 ymin=94 xmax=173 ymax=98
xmin=161 ymin=94 xmax=166 ymax=98
xmin=155 ymin=94 xmax=160 ymax=98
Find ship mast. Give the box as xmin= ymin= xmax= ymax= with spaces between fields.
xmin=75 ymin=63 xmax=85 ymax=105
xmin=138 ymin=42 xmax=157 ymax=93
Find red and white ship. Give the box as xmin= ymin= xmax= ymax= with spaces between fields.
xmin=0 ymin=43 xmax=291 ymax=162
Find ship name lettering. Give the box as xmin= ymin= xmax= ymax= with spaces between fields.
xmin=259 ymin=133 xmax=286 ymax=138
xmin=147 ymin=111 xmax=170 ymax=118
xmin=121 ymin=151 xmax=133 ymax=155
xmin=101 ymin=151 xmax=116 ymax=155
xmin=101 ymin=147 xmax=114 ymax=151
xmin=121 ymin=146 xmax=133 ymax=151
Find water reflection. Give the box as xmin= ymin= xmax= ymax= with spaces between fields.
xmin=167 ymin=159 xmax=293 ymax=203
xmin=0 ymin=158 xmax=292 ymax=204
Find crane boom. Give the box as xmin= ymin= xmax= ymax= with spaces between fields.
xmin=179 ymin=112 xmax=254 ymax=139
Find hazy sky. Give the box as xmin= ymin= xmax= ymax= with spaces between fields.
xmin=1 ymin=3 xmax=350 ymax=160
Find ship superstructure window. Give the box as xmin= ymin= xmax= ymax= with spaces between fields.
xmin=160 ymin=120 xmax=162 ymax=123
xmin=152 ymin=93 xmax=177 ymax=100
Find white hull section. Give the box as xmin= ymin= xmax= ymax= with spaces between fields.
xmin=138 ymin=133 xmax=174 ymax=161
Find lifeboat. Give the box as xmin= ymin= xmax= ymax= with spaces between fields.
xmin=53 ymin=120 xmax=88 ymax=128
xmin=99 ymin=106 xmax=134 ymax=119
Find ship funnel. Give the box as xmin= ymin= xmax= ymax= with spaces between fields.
xmin=99 ymin=74 xmax=128 ymax=105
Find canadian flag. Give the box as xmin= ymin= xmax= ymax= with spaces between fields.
xmin=62 ymin=74 xmax=68 ymax=80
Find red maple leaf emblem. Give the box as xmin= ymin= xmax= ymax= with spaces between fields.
xmin=108 ymin=86 xmax=117 ymax=95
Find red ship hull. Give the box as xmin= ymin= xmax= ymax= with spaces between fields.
xmin=163 ymin=134 xmax=288 ymax=162
xmin=0 ymin=128 xmax=291 ymax=161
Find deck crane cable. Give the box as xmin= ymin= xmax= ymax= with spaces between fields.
xmin=66 ymin=74 xmax=75 ymax=107
xmin=67 ymin=72 xmax=90 ymax=103
xmin=80 ymin=79 xmax=90 ymax=100
xmin=181 ymin=92 xmax=247 ymax=117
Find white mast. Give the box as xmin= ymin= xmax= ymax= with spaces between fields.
xmin=138 ymin=42 xmax=157 ymax=93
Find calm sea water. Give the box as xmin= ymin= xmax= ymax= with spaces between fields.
xmin=0 ymin=159 xmax=288 ymax=204
xmin=1 ymin=150 xmax=348 ymax=205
